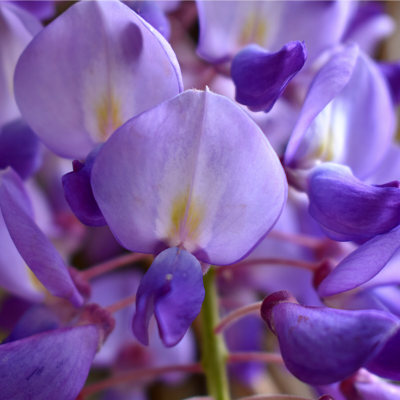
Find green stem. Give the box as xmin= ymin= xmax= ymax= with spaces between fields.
xmin=201 ymin=267 xmax=231 ymax=400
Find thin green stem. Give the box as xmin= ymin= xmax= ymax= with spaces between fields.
xmin=201 ymin=267 xmax=231 ymax=400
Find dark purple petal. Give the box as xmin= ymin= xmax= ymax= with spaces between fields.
xmin=92 ymin=89 xmax=287 ymax=265
xmin=62 ymin=144 xmax=106 ymax=227
xmin=0 ymin=168 xmax=83 ymax=307
xmin=262 ymin=291 xmax=400 ymax=385
xmin=132 ymin=247 xmax=205 ymax=347
xmin=379 ymin=61 xmax=400 ymax=104
xmin=366 ymin=329 xmax=400 ymax=380
xmin=0 ymin=118 xmax=42 ymax=180
xmin=231 ymin=41 xmax=307 ymax=112
xmin=14 ymin=0 xmax=183 ymax=159
xmin=0 ymin=325 xmax=99 ymax=400
xmin=3 ymin=305 xmax=60 ymax=344
xmin=9 ymin=0 xmax=56 ymax=21
xmin=318 ymin=226 xmax=400 ymax=297
xmin=307 ymin=163 xmax=400 ymax=240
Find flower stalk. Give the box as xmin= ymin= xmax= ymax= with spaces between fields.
xmin=201 ymin=267 xmax=231 ymax=400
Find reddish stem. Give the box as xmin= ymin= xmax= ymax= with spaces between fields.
xmin=218 ymin=257 xmax=321 ymax=276
xmin=104 ymin=294 xmax=137 ymax=314
xmin=80 ymin=252 xmax=151 ymax=281
xmin=268 ymin=230 xmax=325 ymax=249
xmin=214 ymin=301 xmax=262 ymax=334
xmin=80 ymin=363 xmax=203 ymax=397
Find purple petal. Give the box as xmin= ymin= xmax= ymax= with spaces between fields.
xmin=343 ymin=2 xmax=395 ymax=55
xmin=318 ymin=226 xmax=400 ymax=297
xmin=355 ymin=377 xmax=400 ymax=400
xmin=0 ymin=168 xmax=83 ymax=307
xmin=196 ymin=1 xmax=353 ymax=64
xmin=0 ymin=3 xmax=40 ymax=127
xmin=9 ymin=0 xmax=56 ymax=21
xmin=14 ymin=0 xmax=183 ymax=160
xmin=366 ymin=329 xmax=400 ymax=380
xmin=0 ymin=118 xmax=42 ymax=180
xmin=125 ymin=1 xmax=171 ymax=40
xmin=0 ymin=210 xmax=44 ymax=302
xmin=284 ymin=44 xmax=359 ymax=168
xmin=379 ymin=61 xmax=400 ymax=105
xmin=231 ymin=41 xmax=307 ymax=112
xmin=92 ymin=89 xmax=287 ymax=265
xmin=0 ymin=325 xmax=99 ymax=400
xmin=285 ymin=46 xmax=394 ymax=179
xmin=307 ymin=163 xmax=400 ymax=240
xmin=132 ymin=247 xmax=205 ymax=347
xmin=3 ymin=304 xmax=61 ymax=344
xmin=62 ymin=144 xmax=106 ymax=227
xmin=262 ymin=291 xmax=400 ymax=385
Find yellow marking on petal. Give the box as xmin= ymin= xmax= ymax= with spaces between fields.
xmin=96 ymin=92 xmax=123 ymax=141
xmin=240 ymin=12 xmax=268 ymax=46
xmin=169 ymin=188 xmax=204 ymax=246
xmin=27 ymin=266 xmax=47 ymax=294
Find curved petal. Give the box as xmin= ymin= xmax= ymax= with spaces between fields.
xmin=92 ymin=89 xmax=287 ymax=265
xmin=0 ymin=325 xmax=99 ymax=400
xmin=366 ymin=329 xmax=400 ymax=380
xmin=318 ymin=226 xmax=400 ymax=297
xmin=262 ymin=291 xmax=400 ymax=385
xmin=0 ymin=118 xmax=42 ymax=180
xmin=284 ymin=44 xmax=359 ymax=168
xmin=196 ymin=1 xmax=353 ymax=65
xmin=132 ymin=247 xmax=205 ymax=347
xmin=62 ymin=144 xmax=106 ymax=227
xmin=0 ymin=168 xmax=83 ymax=307
xmin=343 ymin=2 xmax=395 ymax=56
xmin=14 ymin=0 xmax=182 ymax=160
xmin=232 ymin=41 xmax=307 ymax=112
xmin=0 ymin=3 xmax=40 ymax=127
xmin=2 ymin=304 xmax=61 ymax=344
xmin=285 ymin=45 xmax=394 ymax=179
xmin=307 ymin=163 xmax=400 ymax=240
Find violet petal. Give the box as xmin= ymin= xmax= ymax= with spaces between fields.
xmin=231 ymin=41 xmax=307 ymax=112
xmin=132 ymin=247 xmax=205 ymax=347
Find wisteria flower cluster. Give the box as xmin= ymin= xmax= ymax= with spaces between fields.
xmin=1 ymin=1 xmax=400 ymax=400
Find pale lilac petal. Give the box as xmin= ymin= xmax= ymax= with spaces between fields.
xmin=0 ymin=326 xmax=99 ymax=400
xmin=0 ymin=210 xmax=44 ymax=302
xmin=92 ymin=89 xmax=287 ymax=265
xmin=284 ymin=44 xmax=359 ymax=169
xmin=285 ymin=45 xmax=394 ymax=179
xmin=14 ymin=0 xmax=183 ymax=160
xmin=343 ymin=2 xmax=395 ymax=55
xmin=0 ymin=168 xmax=83 ymax=307
xmin=0 ymin=3 xmax=40 ymax=127
xmin=132 ymin=247 xmax=204 ymax=347
xmin=318 ymin=226 xmax=400 ymax=298
xmin=196 ymin=1 xmax=353 ymax=64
